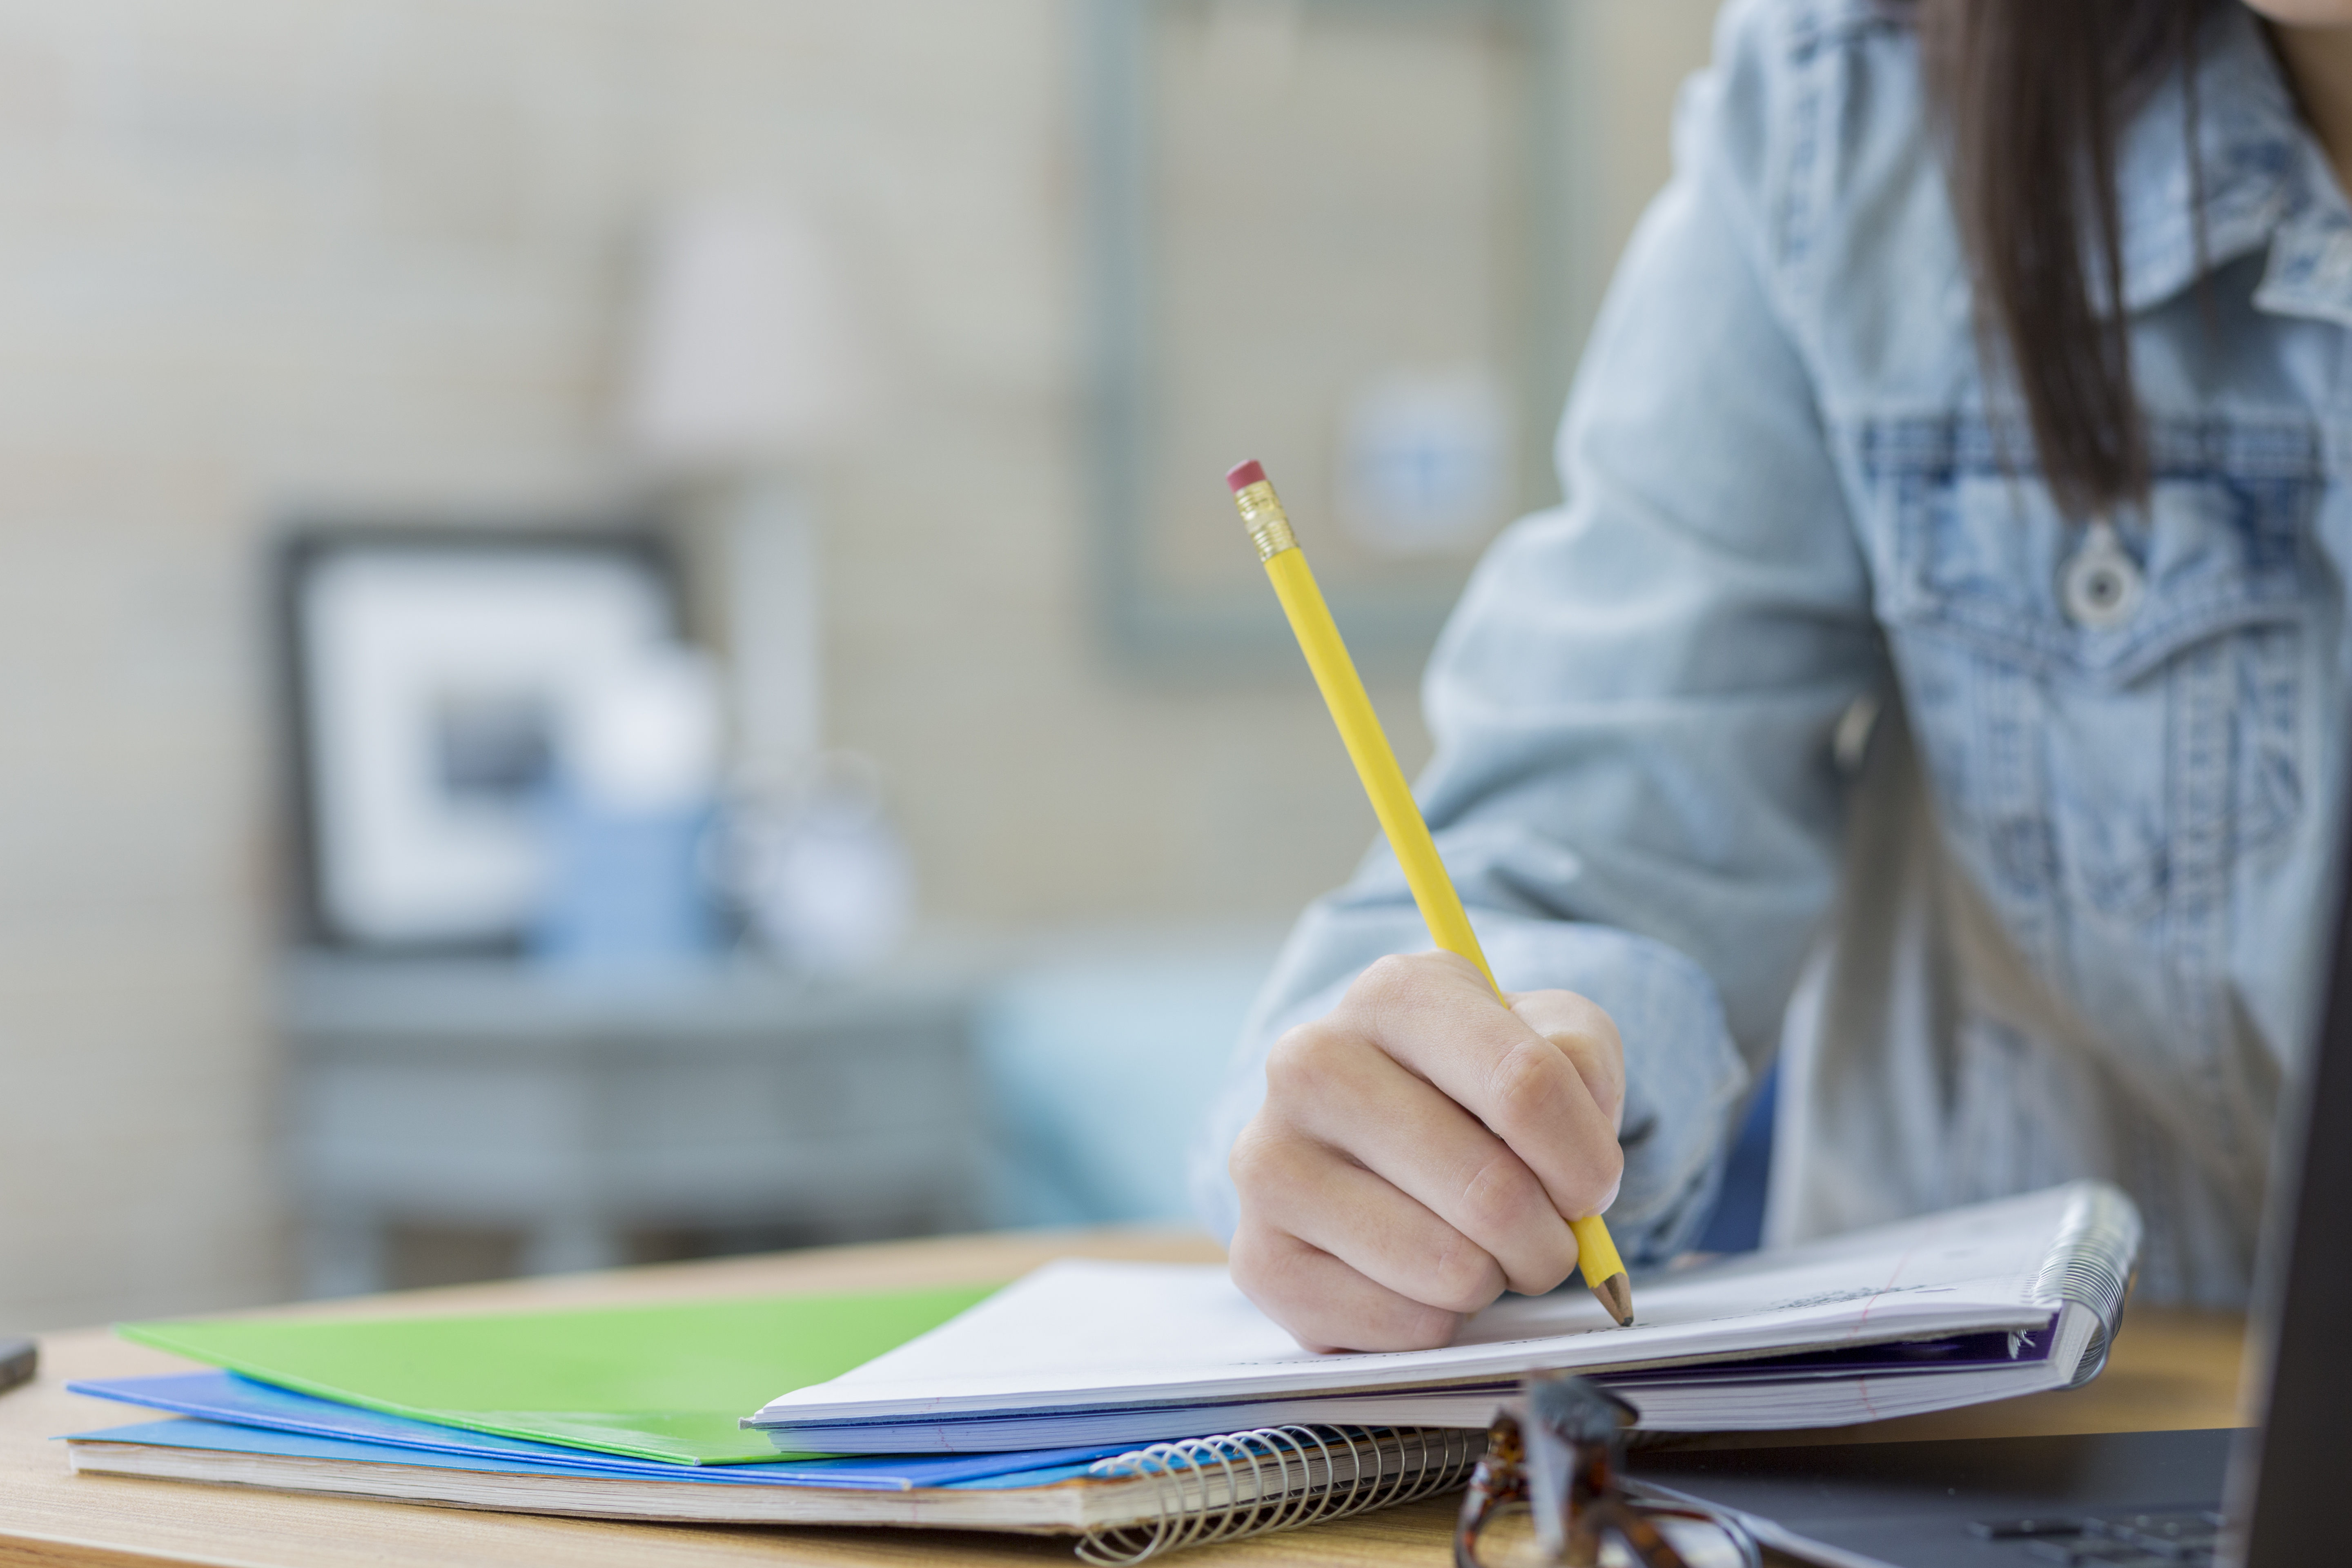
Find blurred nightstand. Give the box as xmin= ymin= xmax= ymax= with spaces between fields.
xmin=280 ymin=955 xmax=982 ymax=1297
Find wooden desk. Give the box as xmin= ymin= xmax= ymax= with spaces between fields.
xmin=0 ymin=1229 xmax=2249 ymax=1568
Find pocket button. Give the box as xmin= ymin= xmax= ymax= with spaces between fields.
xmin=2060 ymin=522 xmax=2144 ymax=630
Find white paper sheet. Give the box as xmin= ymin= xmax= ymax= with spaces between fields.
xmin=753 ymin=1183 xmax=2132 ymax=1439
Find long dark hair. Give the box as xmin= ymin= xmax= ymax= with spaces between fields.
xmin=1913 ymin=0 xmax=2219 ymax=522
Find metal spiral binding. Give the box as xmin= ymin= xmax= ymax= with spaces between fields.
xmin=1073 ymin=1425 xmax=1486 ymax=1565
xmin=2026 ymin=1181 xmax=2144 ymax=1388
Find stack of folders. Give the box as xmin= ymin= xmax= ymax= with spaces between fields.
xmin=64 ymin=1183 xmax=2138 ymax=1562
xmin=61 ymin=1284 xmax=1484 ymax=1561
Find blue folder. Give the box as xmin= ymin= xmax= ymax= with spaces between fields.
xmin=67 ymin=1372 xmax=1117 ymax=1491
xmin=65 ymin=1417 xmax=1103 ymax=1492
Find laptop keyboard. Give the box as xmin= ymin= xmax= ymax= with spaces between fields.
xmin=1970 ymin=1510 xmax=2227 ymax=1564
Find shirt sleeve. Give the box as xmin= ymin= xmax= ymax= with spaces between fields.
xmin=1188 ymin=0 xmax=1883 ymax=1260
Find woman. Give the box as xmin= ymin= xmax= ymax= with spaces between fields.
xmin=1191 ymin=0 xmax=2352 ymax=1353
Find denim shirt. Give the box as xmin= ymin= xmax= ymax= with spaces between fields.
xmin=1188 ymin=0 xmax=2352 ymax=1308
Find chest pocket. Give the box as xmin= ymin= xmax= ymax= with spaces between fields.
xmin=1856 ymin=416 xmax=2313 ymax=933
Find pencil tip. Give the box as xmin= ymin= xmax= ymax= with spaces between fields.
xmin=1594 ymin=1273 xmax=1634 ymax=1327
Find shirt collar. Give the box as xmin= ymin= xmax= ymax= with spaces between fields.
xmin=2112 ymin=4 xmax=2352 ymax=327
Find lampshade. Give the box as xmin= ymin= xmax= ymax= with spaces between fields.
xmin=622 ymin=195 xmax=871 ymax=470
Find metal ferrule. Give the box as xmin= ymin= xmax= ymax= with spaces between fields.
xmin=1232 ymin=480 xmax=1298 ymax=561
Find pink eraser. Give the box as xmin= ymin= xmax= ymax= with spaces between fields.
xmin=1225 ymin=459 xmax=1267 ymax=492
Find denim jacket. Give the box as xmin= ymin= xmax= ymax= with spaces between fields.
xmin=1189 ymin=0 xmax=2351 ymax=1307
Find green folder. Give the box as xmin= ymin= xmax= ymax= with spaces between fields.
xmin=118 ymin=1283 xmax=1000 ymax=1465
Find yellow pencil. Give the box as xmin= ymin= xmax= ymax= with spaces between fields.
xmin=1226 ymin=459 xmax=1634 ymax=1328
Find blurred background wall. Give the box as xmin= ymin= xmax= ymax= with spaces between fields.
xmin=0 ymin=0 xmax=1719 ymax=1331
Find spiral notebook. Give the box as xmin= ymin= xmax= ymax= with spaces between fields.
xmin=751 ymin=1181 xmax=2141 ymax=1454
xmin=62 ymin=1414 xmax=1491 ymax=1561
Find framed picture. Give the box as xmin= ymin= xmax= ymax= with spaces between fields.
xmin=276 ymin=525 xmax=683 ymax=951
xmin=1083 ymin=0 xmax=1572 ymax=675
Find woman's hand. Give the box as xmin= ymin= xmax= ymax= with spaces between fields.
xmin=1226 ymin=950 xmax=1627 ymax=1353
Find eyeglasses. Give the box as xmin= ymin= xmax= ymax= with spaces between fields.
xmin=1454 ymin=1375 xmax=1760 ymax=1568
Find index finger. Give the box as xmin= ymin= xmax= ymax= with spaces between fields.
xmin=1344 ymin=953 xmax=1624 ymax=1221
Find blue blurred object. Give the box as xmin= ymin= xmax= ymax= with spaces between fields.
xmin=525 ymin=647 xmax=726 ymax=970
xmin=1694 ymin=1062 xmax=1777 ymax=1254
xmin=528 ymin=782 xmax=718 ymax=967
xmin=974 ymin=946 xmax=1272 ymax=1227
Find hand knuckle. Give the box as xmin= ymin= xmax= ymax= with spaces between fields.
xmin=1226 ymin=1220 xmax=1307 ymax=1306
xmin=1227 ymin=1123 xmax=1296 ymax=1193
xmin=1225 ymin=1222 xmax=1274 ymax=1294
xmin=1424 ymin=1231 xmax=1503 ymax=1314
xmin=1487 ymin=1038 xmax=1565 ymax=1120
xmin=1457 ymin=1152 xmax=1542 ymax=1239
xmin=1588 ymin=1003 xmax=1625 ymax=1059
xmin=1265 ymin=1022 xmax=1343 ymax=1097
xmin=1519 ymin=1250 xmax=1576 ymax=1296
xmin=1351 ymin=952 xmax=1420 ymax=1015
xmin=1226 ymin=1240 xmax=1320 ymax=1341
xmin=1558 ymin=991 xmax=1616 ymax=1040
xmin=1570 ymin=1140 xmax=1626 ymax=1209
